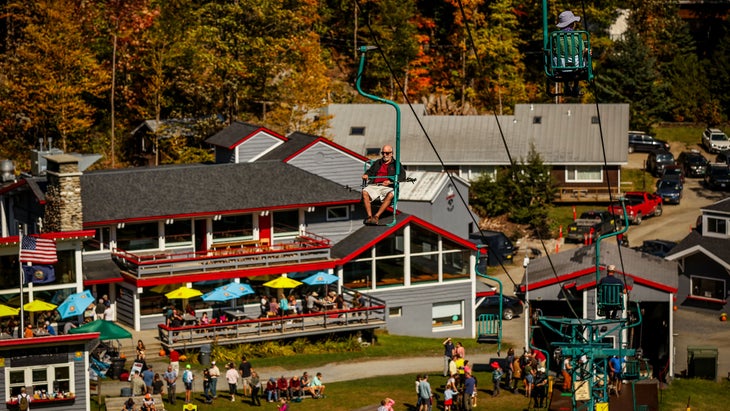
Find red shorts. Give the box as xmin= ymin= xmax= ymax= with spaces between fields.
xmin=444 ymin=399 xmax=453 ymax=406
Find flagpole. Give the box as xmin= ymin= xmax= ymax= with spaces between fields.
xmin=18 ymin=226 xmax=25 ymax=338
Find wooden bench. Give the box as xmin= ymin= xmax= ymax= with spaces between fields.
xmin=104 ymin=394 xmax=165 ymax=411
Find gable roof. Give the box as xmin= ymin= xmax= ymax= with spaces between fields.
xmin=325 ymin=103 xmax=629 ymax=166
xmin=398 ymin=171 xmax=469 ymax=202
xmin=520 ymin=242 xmax=677 ymax=293
xmin=701 ymin=197 xmax=730 ymax=215
xmin=81 ymin=161 xmax=361 ymax=224
xmin=205 ymin=121 xmax=285 ymax=149
xmin=331 ymin=212 xmax=477 ymax=264
xmin=664 ymin=230 xmax=730 ymax=269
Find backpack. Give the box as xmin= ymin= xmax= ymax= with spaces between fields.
xmin=183 ymin=370 xmax=193 ymax=383
xmin=19 ymin=394 xmax=29 ymax=411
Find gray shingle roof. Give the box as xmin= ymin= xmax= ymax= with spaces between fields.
xmin=205 ymin=121 xmax=280 ymax=149
xmin=81 ymin=161 xmax=361 ymax=223
xmin=325 ymin=103 xmax=629 ymax=166
xmin=701 ymin=197 xmax=730 ymax=214
xmin=521 ymin=242 xmax=677 ymax=292
xmin=259 ymin=132 xmax=319 ymax=161
xmin=665 ymin=230 xmax=730 ymax=267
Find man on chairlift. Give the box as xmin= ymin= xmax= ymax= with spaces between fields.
xmin=362 ymin=144 xmax=406 ymax=225
xmin=599 ymin=264 xmax=624 ymax=319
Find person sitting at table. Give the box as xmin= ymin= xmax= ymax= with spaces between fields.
xmin=169 ymin=309 xmax=184 ymax=328
xmin=288 ymin=295 xmax=301 ymax=314
xmin=279 ymin=295 xmax=290 ymax=315
xmin=44 ymin=321 xmax=57 ymax=336
xmin=260 ymin=295 xmax=269 ymax=318
xmin=325 ymin=291 xmax=336 ymax=304
xmin=184 ymin=304 xmax=196 ymax=318
xmin=305 ymin=292 xmax=321 ymax=313
xmin=335 ymin=294 xmax=348 ymax=310
xmin=200 ymin=312 xmax=210 ymax=325
xmin=24 ymin=323 xmax=34 ymax=338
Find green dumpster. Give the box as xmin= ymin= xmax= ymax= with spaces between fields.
xmin=687 ymin=346 xmax=718 ymax=380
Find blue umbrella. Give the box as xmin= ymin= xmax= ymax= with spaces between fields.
xmin=57 ymin=290 xmax=95 ymax=319
xmin=202 ymin=282 xmax=254 ymax=302
xmin=302 ymin=271 xmax=339 ymax=285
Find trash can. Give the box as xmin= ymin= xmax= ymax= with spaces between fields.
xmin=199 ymin=344 xmax=212 ymax=366
xmin=687 ymin=346 xmax=718 ymax=380
xmin=120 ymin=387 xmax=132 ymax=397
xmin=109 ymin=357 xmax=126 ymax=379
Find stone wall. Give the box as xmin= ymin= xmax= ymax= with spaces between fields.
xmin=43 ymin=155 xmax=83 ymax=232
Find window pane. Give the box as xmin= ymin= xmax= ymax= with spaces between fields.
xmin=375 ymin=229 xmax=404 ymax=256
xmin=54 ymin=366 xmax=69 ymax=380
xmin=326 ymin=206 xmax=349 ymax=221
xmin=432 ymin=301 xmax=463 ymax=329
xmin=691 ymin=276 xmax=725 ymax=300
xmin=411 ymin=254 xmax=438 ymax=284
xmin=375 ymin=258 xmax=404 ymax=287
xmin=411 ymin=226 xmax=438 ymax=254
xmin=342 ymin=259 xmax=371 ymax=289
xmin=32 ymin=369 xmax=47 ymax=382
xmin=443 ymin=250 xmax=470 ymax=280
xmin=273 ymin=210 xmax=299 ymax=238
xmin=708 ymin=218 xmax=727 ymax=235
xmin=164 ymin=220 xmax=192 ymax=245
xmin=9 ymin=370 xmax=25 ymax=385
xmin=213 ymin=215 xmax=253 ymax=240
xmin=116 ymin=222 xmax=158 ymax=250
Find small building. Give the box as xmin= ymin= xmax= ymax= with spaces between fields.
xmin=518 ymin=242 xmax=678 ymax=378
xmin=665 ymin=197 xmax=730 ymax=312
xmin=325 ymin=103 xmax=629 ymax=202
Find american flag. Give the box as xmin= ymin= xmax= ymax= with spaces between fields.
xmin=20 ymin=236 xmax=58 ymax=265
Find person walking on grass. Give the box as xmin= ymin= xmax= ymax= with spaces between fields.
xmin=417 ymin=374 xmax=431 ymax=411
xmin=225 ymin=362 xmax=239 ymax=402
xmin=182 ymin=364 xmax=194 ymax=404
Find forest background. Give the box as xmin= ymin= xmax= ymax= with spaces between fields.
xmin=0 ymin=0 xmax=728 ymax=169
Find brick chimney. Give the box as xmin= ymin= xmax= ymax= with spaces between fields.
xmin=43 ymin=154 xmax=83 ymax=232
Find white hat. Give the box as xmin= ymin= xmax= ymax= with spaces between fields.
xmin=538 ymin=367 xmax=546 ymax=373
xmin=557 ymin=11 xmax=580 ymax=28
xmin=311 ymin=292 xmax=318 ymax=297
xmin=607 ymin=264 xmax=616 ymax=272
xmin=211 ymin=360 xmax=216 ymax=365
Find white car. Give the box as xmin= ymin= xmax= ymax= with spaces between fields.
xmin=702 ymin=128 xmax=730 ymax=153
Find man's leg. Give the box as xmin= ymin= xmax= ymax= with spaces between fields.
xmin=362 ymin=191 xmax=374 ymax=220
xmin=211 ymin=378 xmax=217 ymax=398
xmin=374 ymin=192 xmax=394 ymax=219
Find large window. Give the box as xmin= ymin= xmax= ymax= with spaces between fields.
xmin=164 ymin=220 xmax=193 ymax=246
xmin=565 ymin=166 xmax=602 ymax=183
xmin=432 ymin=301 xmax=463 ymax=330
xmin=690 ymin=275 xmax=726 ymax=301
xmin=707 ymin=217 xmax=728 ymax=236
xmin=273 ymin=210 xmax=299 ymax=239
xmin=6 ymin=364 xmax=73 ymax=397
xmin=212 ymin=214 xmax=253 ymax=241
xmin=375 ymin=257 xmax=404 ymax=287
xmin=116 ymin=222 xmax=158 ymax=251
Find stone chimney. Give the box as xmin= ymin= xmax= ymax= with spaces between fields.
xmin=43 ymin=154 xmax=83 ymax=232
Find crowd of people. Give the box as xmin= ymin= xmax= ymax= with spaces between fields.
xmin=130 ymin=354 xmax=327 ymax=409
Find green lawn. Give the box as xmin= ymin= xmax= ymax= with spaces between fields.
xmin=96 ymin=374 xmax=730 ymax=411
xmin=654 ymin=125 xmax=705 ymax=149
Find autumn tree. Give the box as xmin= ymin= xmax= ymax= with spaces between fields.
xmin=0 ymin=0 xmax=107 ymax=156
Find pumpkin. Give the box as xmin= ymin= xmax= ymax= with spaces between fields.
xmin=179 ymin=354 xmax=188 ymax=362
xmin=119 ymin=353 xmax=126 ymax=359
xmin=159 ymin=349 xmax=166 ymax=357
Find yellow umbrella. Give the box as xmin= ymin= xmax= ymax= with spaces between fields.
xmin=0 ymin=304 xmax=19 ymax=317
xmin=263 ymin=275 xmax=302 ymax=289
xmin=164 ymin=286 xmax=203 ymax=300
xmin=23 ymin=299 xmax=57 ymax=312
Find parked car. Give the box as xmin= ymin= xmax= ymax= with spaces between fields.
xmin=704 ymin=164 xmax=730 ymax=190
xmin=607 ymin=191 xmax=662 ymax=225
xmin=628 ymin=131 xmax=669 ymax=153
xmin=659 ymin=165 xmax=684 ymax=184
xmin=702 ymin=128 xmax=730 ymax=154
xmin=468 ymin=230 xmax=516 ymax=267
xmin=632 ymin=239 xmax=678 ymax=258
xmin=566 ymin=210 xmax=616 ymax=243
xmin=655 ymin=179 xmax=683 ymax=204
xmin=677 ymin=150 xmax=710 ymax=178
xmin=716 ymin=151 xmax=730 ymax=166
xmin=646 ymin=150 xmax=676 ymax=177
xmin=475 ymin=294 xmax=524 ymax=320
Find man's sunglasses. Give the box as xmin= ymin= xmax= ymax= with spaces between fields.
xmin=381 ymin=151 xmax=392 ymax=154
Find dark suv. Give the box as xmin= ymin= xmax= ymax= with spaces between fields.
xmin=677 ymin=150 xmax=710 ymax=177
xmin=704 ymin=164 xmax=730 ymax=190
xmin=646 ymin=150 xmax=676 ymax=177
xmin=716 ymin=152 xmax=730 ymax=165
xmin=628 ymin=131 xmax=670 ymax=153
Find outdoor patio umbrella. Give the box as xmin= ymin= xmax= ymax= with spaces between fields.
xmin=23 ymin=299 xmax=57 ymax=312
xmin=263 ymin=275 xmax=302 ymax=289
xmin=301 ymin=271 xmax=339 ymax=285
xmin=57 ymin=290 xmax=95 ymax=319
xmin=202 ymin=282 xmax=255 ymax=302
xmin=68 ymin=319 xmax=132 ymax=341
xmin=0 ymin=304 xmax=19 ymax=317
xmin=164 ymin=286 xmax=203 ymax=300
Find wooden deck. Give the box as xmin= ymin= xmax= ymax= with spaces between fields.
xmin=158 ymin=306 xmax=386 ymax=350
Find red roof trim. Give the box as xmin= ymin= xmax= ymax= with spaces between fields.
xmin=227 ymin=128 xmax=286 ymax=150
xmin=0 ymin=230 xmax=96 ymax=246
xmin=685 ymin=294 xmax=727 ymax=304
xmin=283 ymin=138 xmax=368 ymax=163
xmin=83 ymin=201 xmax=360 ymax=227
xmin=127 ymin=261 xmax=337 ymax=287
xmin=0 ymin=333 xmax=99 ymax=348
xmin=84 ymin=277 xmax=124 ymax=286
xmin=0 ymin=179 xmax=28 ymax=196
xmin=336 ymin=214 xmax=478 ymax=265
